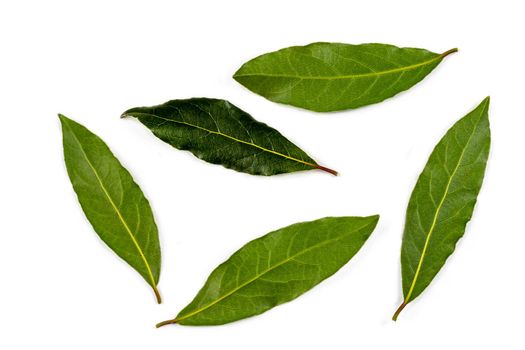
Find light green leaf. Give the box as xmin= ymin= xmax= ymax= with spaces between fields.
xmin=393 ymin=97 xmax=491 ymax=320
xmin=60 ymin=115 xmax=162 ymax=303
xmin=157 ymin=215 xmax=379 ymax=326
xmin=234 ymin=42 xmax=457 ymax=112
xmin=122 ymin=98 xmax=336 ymax=175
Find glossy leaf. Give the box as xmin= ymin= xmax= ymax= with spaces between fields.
xmin=157 ymin=215 xmax=379 ymax=326
xmin=234 ymin=43 xmax=457 ymax=112
xmin=393 ymin=98 xmax=491 ymax=320
xmin=122 ymin=98 xmax=336 ymax=176
xmin=60 ymin=115 xmax=162 ymax=303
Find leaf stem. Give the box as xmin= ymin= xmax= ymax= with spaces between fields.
xmin=156 ymin=318 xmax=177 ymax=328
xmin=440 ymin=48 xmax=458 ymax=58
xmin=153 ymin=286 xmax=162 ymax=304
xmin=392 ymin=301 xmax=407 ymax=321
xmin=315 ymin=164 xmax=338 ymax=176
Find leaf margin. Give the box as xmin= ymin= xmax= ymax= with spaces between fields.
xmin=233 ymin=43 xmax=458 ymax=112
xmin=59 ymin=114 xmax=162 ymax=303
xmin=121 ymin=98 xmax=337 ymax=176
xmin=156 ymin=215 xmax=380 ymax=327
xmin=392 ymin=97 xmax=491 ymax=320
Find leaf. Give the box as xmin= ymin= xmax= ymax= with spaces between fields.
xmin=121 ymin=98 xmax=336 ymax=176
xmin=234 ymin=43 xmax=457 ymax=112
xmin=156 ymin=215 xmax=379 ymax=326
xmin=392 ymin=97 xmax=491 ymax=320
xmin=59 ymin=115 xmax=162 ymax=303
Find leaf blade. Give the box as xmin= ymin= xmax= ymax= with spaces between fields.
xmin=60 ymin=114 xmax=162 ymax=303
xmin=123 ymin=98 xmax=336 ymax=176
xmin=393 ymin=97 xmax=491 ymax=320
xmin=234 ymin=43 xmax=456 ymax=112
xmin=158 ymin=215 xmax=379 ymax=326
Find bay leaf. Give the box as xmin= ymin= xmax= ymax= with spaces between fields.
xmin=122 ymin=98 xmax=336 ymax=176
xmin=234 ymin=43 xmax=457 ymax=112
xmin=393 ymin=97 xmax=491 ymax=320
xmin=60 ymin=115 xmax=162 ymax=303
xmin=156 ymin=215 xmax=379 ymax=326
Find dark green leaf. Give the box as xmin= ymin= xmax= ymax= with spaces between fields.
xmin=393 ymin=97 xmax=490 ymax=320
xmin=122 ymin=98 xmax=336 ymax=176
xmin=234 ymin=43 xmax=457 ymax=112
xmin=59 ymin=115 xmax=162 ymax=303
xmin=157 ymin=215 xmax=379 ymax=326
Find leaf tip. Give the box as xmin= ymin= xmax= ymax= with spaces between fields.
xmin=232 ymin=67 xmax=244 ymax=79
xmin=370 ymin=214 xmax=380 ymax=223
xmin=120 ymin=107 xmax=139 ymax=119
xmin=58 ymin=114 xmax=74 ymax=129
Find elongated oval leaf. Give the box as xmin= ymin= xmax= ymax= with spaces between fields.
xmin=393 ymin=97 xmax=490 ymax=320
xmin=157 ymin=215 xmax=379 ymax=326
xmin=122 ymin=98 xmax=336 ymax=176
xmin=234 ymin=43 xmax=457 ymax=112
xmin=59 ymin=115 xmax=162 ymax=303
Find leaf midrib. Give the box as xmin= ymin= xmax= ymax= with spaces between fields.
xmin=127 ymin=112 xmax=317 ymax=169
xmin=65 ymin=120 xmax=158 ymax=291
xmin=175 ymin=220 xmax=373 ymax=323
xmin=234 ymin=54 xmax=445 ymax=81
xmin=403 ymin=101 xmax=488 ymax=303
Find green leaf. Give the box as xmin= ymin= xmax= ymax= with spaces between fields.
xmin=122 ymin=98 xmax=336 ymax=176
xmin=157 ymin=215 xmax=379 ymax=326
xmin=59 ymin=115 xmax=162 ymax=303
xmin=234 ymin=43 xmax=457 ymax=112
xmin=393 ymin=97 xmax=491 ymax=320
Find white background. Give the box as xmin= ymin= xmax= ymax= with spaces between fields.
xmin=1 ymin=0 xmax=523 ymax=348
